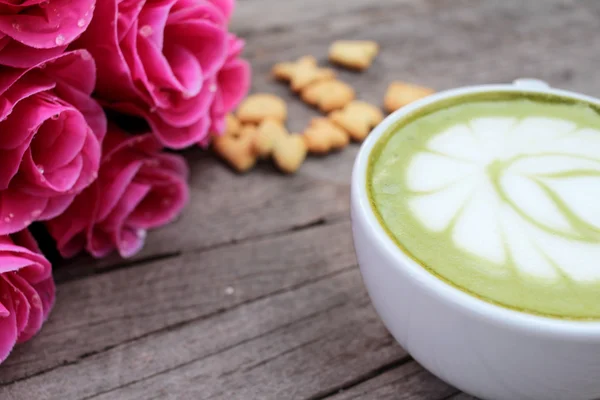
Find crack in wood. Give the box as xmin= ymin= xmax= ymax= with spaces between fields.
xmin=54 ymin=212 xmax=348 ymax=285
xmin=439 ymin=391 xmax=468 ymax=400
xmin=237 ymin=336 xmax=323 ymax=375
xmin=305 ymin=356 xmax=414 ymax=400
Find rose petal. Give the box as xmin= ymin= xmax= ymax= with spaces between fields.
xmin=0 ymin=0 xmax=96 ymax=49
xmin=0 ymin=279 xmax=18 ymax=363
xmin=164 ymin=19 xmax=227 ymax=78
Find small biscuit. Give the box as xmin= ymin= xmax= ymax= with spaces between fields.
xmin=253 ymin=118 xmax=288 ymax=158
xmin=303 ymin=117 xmax=349 ymax=154
xmin=330 ymin=101 xmax=384 ymax=142
xmin=213 ymin=125 xmax=257 ymax=172
xmin=273 ymin=56 xmax=336 ymax=92
xmin=224 ymin=113 xmax=241 ymax=136
xmin=329 ymin=40 xmax=379 ymax=71
xmin=301 ymin=80 xmax=355 ymax=112
xmin=273 ymin=56 xmax=317 ymax=81
xmin=384 ymin=81 xmax=434 ymax=113
xmin=273 ymin=134 xmax=307 ymax=174
xmin=237 ymin=93 xmax=287 ymax=124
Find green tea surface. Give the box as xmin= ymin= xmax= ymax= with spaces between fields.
xmin=369 ymin=92 xmax=600 ymax=319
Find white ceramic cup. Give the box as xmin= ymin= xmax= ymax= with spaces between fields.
xmin=351 ymin=79 xmax=600 ymax=400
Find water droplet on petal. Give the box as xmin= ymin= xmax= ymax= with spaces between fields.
xmin=139 ymin=25 xmax=153 ymax=38
xmin=8 ymin=213 xmax=14 ymax=218
xmin=37 ymin=165 xmax=45 ymax=174
xmin=79 ymin=50 xmax=92 ymax=61
xmin=31 ymin=295 xmax=41 ymax=308
xmin=23 ymin=220 xmax=31 ymax=227
xmin=31 ymin=209 xmax=42 ymax=217
xmin=77 ymin=18 xmax=86 ymax=28
xmin=210 ymin=84 xmax=217 ymax=93
xmin=12 ymin=22 xmax=21 ymax=32
xmin=137 ymin=229 xmax=147 ymax=239
xmin=4 ymin=217 xmax=10 ymax=223
xmin=55 ymin=34 xmax=65 ymax=45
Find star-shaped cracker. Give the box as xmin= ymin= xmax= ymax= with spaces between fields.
xmin=329 ymin=40 xmax=379 ymax=71
xmin=303 ymin=117 xmax=349 ymax=154
xmin=213 ymin=125 xmax=258 ymax=173
xmin=237 ymin=93 xmax=287 ymax=124
xmin=253 ymin=118 xmax=288 ymax=158
xmin=301 ymin=79 xmax=355 ymax=112
xmin=273 ymin=55 xmax=336 ymax=92
xmin=330 ymin=100 xmax=383 ymax=142
xmin=384 ymin=81 xmax=434 ymax=113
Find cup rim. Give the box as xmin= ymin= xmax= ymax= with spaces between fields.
xmin=352 ymin=79 xmax=600 ymax=338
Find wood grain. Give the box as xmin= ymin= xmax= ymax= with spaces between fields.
xmin=2 ymin=0 xmax=600 ymax=398
xmin=0 ymin=220 xmax=354 ymax=383
xmin=1 ymin=269 xmax=406 ymax=400
xmin=324 ymin=361 xmax=458 ymax=400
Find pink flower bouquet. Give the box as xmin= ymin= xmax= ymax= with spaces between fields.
xmin=0 ymin=0 xmax=250 ymax=362
xmin=75 ymin=0 xmax=250 ymax=148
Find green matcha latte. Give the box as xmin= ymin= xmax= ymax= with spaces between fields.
xmin=368 ymin=92 xmax=600 ymax=319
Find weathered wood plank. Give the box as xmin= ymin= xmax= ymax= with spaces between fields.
xmin=86 ymin=273 xmax=404 ymax=400
xmin=0 ymin=220 xmax=354 ymax=383
xmin=1 ymin=269 xmax=407 ymax=400
xmin=323 ymin=361 xmax=458 ymax=400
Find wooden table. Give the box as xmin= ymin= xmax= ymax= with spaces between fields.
xmin=1 ymin=1 xmax=599 ymax=399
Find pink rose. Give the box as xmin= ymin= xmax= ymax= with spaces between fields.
xmin=0 ymin=0 xmax=96 ymax=68
xmin=0 ymin=50 xmax=106 ymax=235
xmin=204 ymin=33 xmax=251 ymax=145
xmin=75 ymin=0 xmax=250 ymax=149
xmin=0 ymin=229 xmax=55 ymax=364
xmin=46 ymin=124 xmax=189 ymax=259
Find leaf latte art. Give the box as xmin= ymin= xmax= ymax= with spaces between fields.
xmin=369 ymin=94 xmax=600 ymax=318
xmin=408 ymin=116 xmax=600 ymax=282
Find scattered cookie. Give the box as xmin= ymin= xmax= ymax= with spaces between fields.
xmin=213 ymin=125 xmax=257 ymax=173
xmin=224 ymin=113 xmax=241 ymax=136
xmin=273 ymin=56 xmax=336 ymax=92
xmin=237 ymin=93 xmax=287 ymax=124
xmin=330 ymin=101 xmax=384 ymax=142
xmin=273 ymin=134 xmax=307 ymax=174
xmin=384 ymin=81 xmax=434 ymax=113
xmin=253 ymin=118 xmax=288 ymax=158
xmin=328 ymin=40 xmax=379 ymax=71
xmin=273 ymin=55 xmax=316 ymax=81
xmin=301 ymin=80 xmax=355 ymax=113
xmin=303 ymin=117 xmax=349 ymax=154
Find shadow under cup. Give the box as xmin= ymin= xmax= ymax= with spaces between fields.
xmin=350 ymin=79 xmax=600 ymax=400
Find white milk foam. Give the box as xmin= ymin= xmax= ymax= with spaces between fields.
xmin=407 ymin=116 xmax=600 ymax=282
